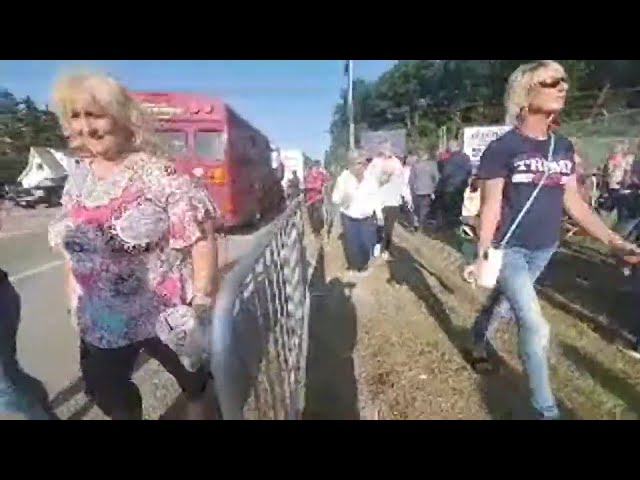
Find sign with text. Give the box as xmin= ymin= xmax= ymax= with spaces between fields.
xmin=463 ymin=125 xmax=512 ymax=164
xmin=360 ymin=129 xmax=407 ymax=157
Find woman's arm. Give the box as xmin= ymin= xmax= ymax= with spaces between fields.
xmin=564 ymin=174 xmax=637 ymax=253
xmin=191 ymin=218 xmax=217 ymax=301
xmin=63 ymin=258 xmax=78 ymax=312
xmin=477 ymin=178 xmax=505 ymax=256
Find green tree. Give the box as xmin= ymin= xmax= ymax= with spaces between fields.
xmin=325 ymin=60 xmax=640 ymax=170
xmin=0 ymin=88 xmax=18 ymax=114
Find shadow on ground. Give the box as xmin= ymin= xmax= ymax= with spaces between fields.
xmin=418 ymin=223 xmax=639 ymax=349
xmin=2 ymin=275 xmax=58 ymax=420
xmin=561 ymin=341 xmax=640 ymax=419
xmin=386 ymin=243 xmax=578 ymax=420
xmin=539 ymin=248 xmax=636 ymax=340
xmin=159 ymin=380 xmax=221 ymax=420
xmin=302 ymin=246 xmax=360 ymax=420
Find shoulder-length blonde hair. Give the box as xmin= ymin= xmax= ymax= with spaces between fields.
xmin=51 ymin=71 xmax=160 ymax=156
xmin=504 ymin=60 xmax=567 ymax=127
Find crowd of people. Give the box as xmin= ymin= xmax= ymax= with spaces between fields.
xmin=329 ymin=60 xmax=640 ymax=420
xmin=330 ymin=137 xmax=478 ymax=276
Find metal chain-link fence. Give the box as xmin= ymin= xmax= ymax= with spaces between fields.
xmin=209 ymin=197 xmax=310 ymax=419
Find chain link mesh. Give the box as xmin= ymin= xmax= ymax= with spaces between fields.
xmin=210 ymin=197 xmax=310 ymax=419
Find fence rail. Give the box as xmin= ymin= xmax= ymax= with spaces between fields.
xmin=209 ymin=197 xmax=310 ymax=419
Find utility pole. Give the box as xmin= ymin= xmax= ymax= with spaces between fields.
xmin=346 ymin=60 xmax=355 ymax=152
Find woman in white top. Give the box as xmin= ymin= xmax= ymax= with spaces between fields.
xmin=332 ymin=150 xmax=381 ymax=275
xmin=368 ymin=144 xmax=405 ymax=260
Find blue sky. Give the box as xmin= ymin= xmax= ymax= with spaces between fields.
xmin=0 ymin=60 xmax=396 ymax=159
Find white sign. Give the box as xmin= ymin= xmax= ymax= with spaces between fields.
xmin=280 ymin=149 xmax=305 ymax=187
xmin=463 ymin=125 xmax=512 ymax=164
xmin=361 ymin=129 xmax=407 ymax=157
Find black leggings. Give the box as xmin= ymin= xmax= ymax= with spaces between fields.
xmin=307 ymin=200 xmax=325 ymax=236
xmin=80 ymin=338 xmax=208 ymax=420
xmin=381 ymin=205 xmax=401 ymax=252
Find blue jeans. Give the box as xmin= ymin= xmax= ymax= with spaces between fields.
xmin=0 ymin=371 xmax=51 ymax=420
xmin=471 ymin=245 xmax=558 ymax=419
xmin=341 ymin=213 xmax=377 ymax=271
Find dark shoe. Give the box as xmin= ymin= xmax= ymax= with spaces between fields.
xmin=466 ymin=345 xmax=496 ymax=374
xmin=535 ymin=410 xmax=560 ymax=420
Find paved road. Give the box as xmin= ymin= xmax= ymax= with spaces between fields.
xmin=2 ymin=224 xmax=270 ymax=420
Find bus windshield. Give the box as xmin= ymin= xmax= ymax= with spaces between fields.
xmin=195 ymin=130 xmax=225 ymax=162
xmin=155 ymin=130 xmax=188 ymax=157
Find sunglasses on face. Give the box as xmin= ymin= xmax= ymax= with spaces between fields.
xmin=537 ymin=77 xmax=567 ymax=89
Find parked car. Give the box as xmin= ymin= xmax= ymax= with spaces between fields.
xmin=13 ymin=177 xmax=65 ymax=208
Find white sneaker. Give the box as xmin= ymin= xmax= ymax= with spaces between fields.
xmin=382 ymin=251 xmax=390 ymax=261
xmin=373 ymin=244 xmax=381 ymax=258
xmin=348 ymin=269 xmax=370 ymax=280
xmin=619 ymin=343 xmax=640 ymax=360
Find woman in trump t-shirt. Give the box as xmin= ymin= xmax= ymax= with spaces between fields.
xmin=467 ymin=60 xmax=638 ymax=420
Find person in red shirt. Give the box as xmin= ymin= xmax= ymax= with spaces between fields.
xmin=305 ymin=160 xmax=331 ymax=237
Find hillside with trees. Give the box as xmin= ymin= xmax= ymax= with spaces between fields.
xmin=0 ymin=88 xmax=66 ymax=183
xmin=325 ymin=60 xmax=640 ymax=170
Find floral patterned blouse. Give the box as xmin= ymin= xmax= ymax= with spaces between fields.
xmin=48 ymin=152 xmax=216 ymax=349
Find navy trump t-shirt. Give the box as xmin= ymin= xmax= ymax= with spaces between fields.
xmin=476 ymin=129 xmax=576 ymax=250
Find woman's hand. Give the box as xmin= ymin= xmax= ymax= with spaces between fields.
xmin=462 ymin=260 xmax=481 ymax=286
xmin=191 ymin=294 xmax=214 ymax=323
xmin=608 ymin=236 xmax=640 ymax=259
xmin=622 ymin=254 xmax=640 ymax=265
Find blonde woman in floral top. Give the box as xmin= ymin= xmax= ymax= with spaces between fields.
xmin=48 ymin=73 xmax=217 ymax=420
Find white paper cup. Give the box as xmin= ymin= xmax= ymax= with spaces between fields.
xmin=476 ymin=248 xmax=503 ymax=289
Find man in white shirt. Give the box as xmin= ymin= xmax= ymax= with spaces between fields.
xmin=332 ymin=150 xmax=381 ymax=275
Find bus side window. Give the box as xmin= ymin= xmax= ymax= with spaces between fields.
xmin=195 ymin=130 xmax=225 ymax=162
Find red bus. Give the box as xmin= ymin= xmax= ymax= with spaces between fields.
xmin=132 ymin=91 xmax=285 ymax=228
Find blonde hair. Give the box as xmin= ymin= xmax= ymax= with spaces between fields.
xmin=51 ymin=71 xmax=158 ymax=155
xmin=504 ymin=60 xmax=567 ymax=126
